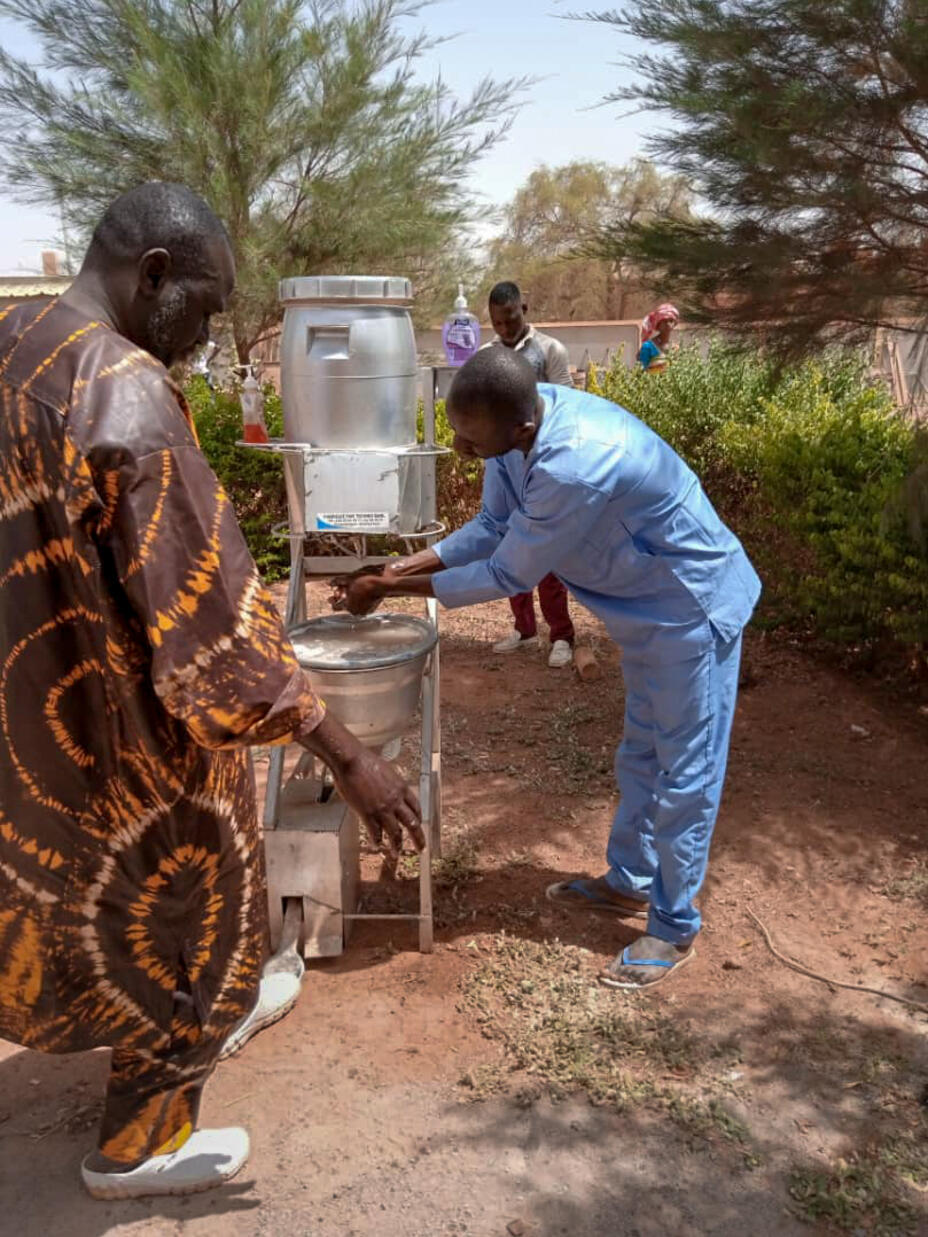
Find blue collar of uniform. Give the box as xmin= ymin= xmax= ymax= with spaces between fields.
xmin=525 ymin=392 xmax=551 ymax=466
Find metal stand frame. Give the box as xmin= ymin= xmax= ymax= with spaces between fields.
xmin=263 ymin=528 xmax=443 ymax=954
xmin=256 ymin=365 xmax=447 ymax=957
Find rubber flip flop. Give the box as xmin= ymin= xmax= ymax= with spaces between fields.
xmin=599 ymin=944 xmax=696 ymax=991
xmin=81 ymin=1127 xmax=250 ymax=1199
xmin=546 ymin=879 xmax=649 ymax=919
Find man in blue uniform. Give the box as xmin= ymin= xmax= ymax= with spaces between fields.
xmin=333 ymin=348 xmax=761 ymax=988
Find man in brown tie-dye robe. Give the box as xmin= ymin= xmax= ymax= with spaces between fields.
xmin=0 ymin=183 xmax=422 ymax=1198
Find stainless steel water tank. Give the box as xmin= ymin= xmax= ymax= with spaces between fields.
xmin=279 ymin=275 xmax=418 ymax=449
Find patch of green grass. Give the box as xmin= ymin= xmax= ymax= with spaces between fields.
xmin=434 ymin=836 xmax=481 ymax=891
xmin=789 ymin=1135 xmax=928 ymax=1236
xmin=666 ymin=1094 xmax=750 ymax=1144
xmin=878 ymin=1131 xmax=928 ymax=1191
xmin=858 ymin=1053 xmax=907 ymax=1085
xmin=460 ymin=936 xmax=697 ymax=1098
xmin=544 ymin=700 xmax=614 ymax=789
xmin=883 ymin=861 xmax=928 ymax=909
xmin=664 ymin=1095 xmax=761 ymax=1168
xmin=457 ymin=934 xmax=762 ymax=1165
xmin=550 ymin=702 xmax=599 ymax=729
xmin=400 ymin=834 xmax=481 ymax=892
xmin=505 ymin=849 xmax=534 ymax=868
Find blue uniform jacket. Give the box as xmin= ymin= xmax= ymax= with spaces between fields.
xmin=433 ymin=385 xmax=761 ymax=663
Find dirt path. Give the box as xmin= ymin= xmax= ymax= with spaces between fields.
xmin=2 ymin=596 xmax=926 ymax=1236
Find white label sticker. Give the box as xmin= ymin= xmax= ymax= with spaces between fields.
xmin=316 ymin=511 xmax=391 ymax=532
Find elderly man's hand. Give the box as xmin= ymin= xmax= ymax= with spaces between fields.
xmin=299 ymin=713 xmax=424 ymax=854
xmin=333 ymin=746 xmax=424 ymax=854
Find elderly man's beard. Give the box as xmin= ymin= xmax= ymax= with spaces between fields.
xmin=141 ymin=285 xmax=191 ymax=368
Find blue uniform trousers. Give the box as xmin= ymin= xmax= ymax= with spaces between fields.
xmin=605 ymin=630 xmax=742 ymax=944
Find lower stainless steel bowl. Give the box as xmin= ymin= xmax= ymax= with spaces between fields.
xmin=287 ymin=613 xmax=437 ymax=747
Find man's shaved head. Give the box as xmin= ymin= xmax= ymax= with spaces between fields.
xmin=85 ymin=182 xmax=230 ymax=279
xmin=72 ymin=182 xmax=235 ymax=369
xmin=446 ymin=348 xmax=542 ymax=461
xmin=448 ymin=346 xmax=538 ymax=424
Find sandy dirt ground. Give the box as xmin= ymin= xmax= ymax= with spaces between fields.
xmin=1 ymin=591 xmax=926 ymax=1237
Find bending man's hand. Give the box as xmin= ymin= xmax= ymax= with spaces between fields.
xmin=329 ymin=571 xmax=391 ymax=615
xmin=330 ymin=551 xmax=444 ymax=614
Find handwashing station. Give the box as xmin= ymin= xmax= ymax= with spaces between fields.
xmin=243 ymin=276 xmax=449 ymax=958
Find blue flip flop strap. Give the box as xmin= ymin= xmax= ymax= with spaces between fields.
xmin=567 ymin=880 xmax=645 ymax=909
xmin=620 ymin=946 xmax=673 ymax=969
xmin=566 ymin=880 xmax=604 ymax=902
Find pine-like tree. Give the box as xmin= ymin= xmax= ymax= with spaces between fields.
xmin=578 ymin=0 xmax=928 ymax=356
xmin=0 ymin=0 xmax=527 ymax=358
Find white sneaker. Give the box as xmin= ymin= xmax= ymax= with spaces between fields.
xmin=219 ymin=970 xmax=302 ymax=1061
xmin=548 ymin=640 xmax=573 ymax=668
xmin=81 ymin=1127 xmax=250 ymax=1199
xmin=492 ymin=632 xmax=539 ymax=653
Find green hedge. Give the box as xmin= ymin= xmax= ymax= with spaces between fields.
xmin=421 ymin=397 xmax=485 ymax=532
xmin=592 ymin=346 xmax=928 ymax=660
xmin=185 ymin=376 xmax=290 ymax=581
xmin=189 ymin=352 xmax=928 ymax=668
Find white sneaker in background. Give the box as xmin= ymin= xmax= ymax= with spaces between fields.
xmin=491 ymin=632 xmax=539 ymax=653
xmin=81 ymin=1127 xmax=250 ymax=1199
xmin=548 ymin=640 xmax=573 ymax=668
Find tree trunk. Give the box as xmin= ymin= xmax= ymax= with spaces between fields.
xmin=233 ymin=310 xmax=252 ymax=367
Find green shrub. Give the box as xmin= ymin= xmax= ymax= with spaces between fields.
xmin=187 ymin=352 xmax=928 ymax=669
xmin=185 ymin=376 xmax=290 ymax=581
xmin=599 ymin=345 xmax=928 ymax=661
xmin=420 ymin=397 xmax=484 ymax=531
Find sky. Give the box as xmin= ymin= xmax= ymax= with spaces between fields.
xmin=0 ymin=2 xmax=658 ymax=274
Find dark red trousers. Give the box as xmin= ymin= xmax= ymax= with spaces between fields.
xmin=509 ymin=574 xmax=575 ymax=644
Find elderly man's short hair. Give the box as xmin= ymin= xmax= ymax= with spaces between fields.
xmin=85 ymin=182 xmax=229 ymax=278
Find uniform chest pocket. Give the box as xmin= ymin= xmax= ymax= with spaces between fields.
xmin=568 ymin=525 xmax=658 ymax=592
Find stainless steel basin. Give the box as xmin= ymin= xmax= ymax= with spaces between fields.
xmin=288 ymin=613 xmax=437 ymax=747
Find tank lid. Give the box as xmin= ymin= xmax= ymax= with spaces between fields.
xmin=288 ymin=612 xmax=436 ymax=671
xmin=279 ymin=275 xmax=413 ymax=306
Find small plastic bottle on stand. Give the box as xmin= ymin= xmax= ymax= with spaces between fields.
xmin=442 ymin=284 xmax=481 ymax=367
xmin=240 ymin=364 xmax=269 ymax=444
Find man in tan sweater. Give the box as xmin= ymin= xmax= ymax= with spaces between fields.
xmin=483 ymin=281 xmax=575 ymax=667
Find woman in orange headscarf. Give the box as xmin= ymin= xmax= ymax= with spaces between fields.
xmin=638 ymin=303 xmax=680 ymax=373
